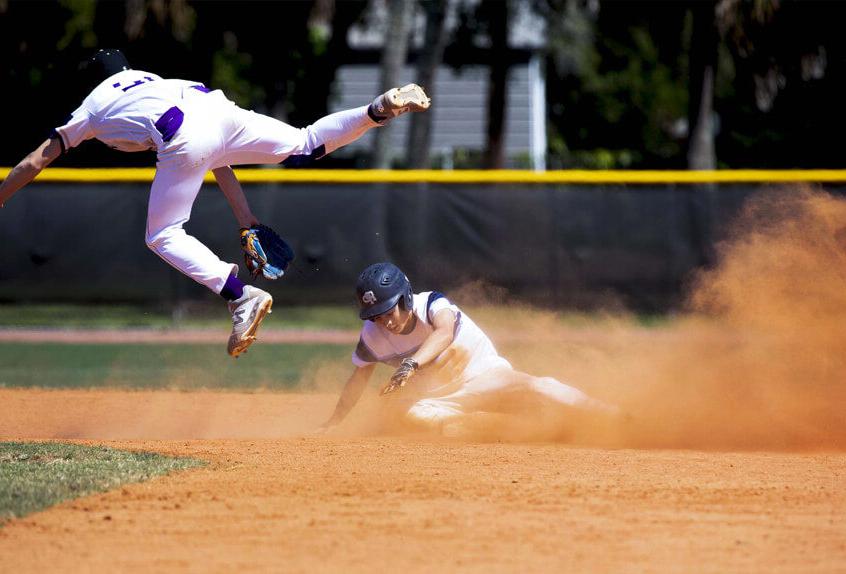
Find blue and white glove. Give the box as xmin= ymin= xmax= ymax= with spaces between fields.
xmin=239 ymin=224 xmax=295 ymax=280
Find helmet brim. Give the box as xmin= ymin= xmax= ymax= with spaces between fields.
xmin=359 ymin=292 xmax=402 ymax=320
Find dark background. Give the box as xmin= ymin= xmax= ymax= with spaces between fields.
xmin=2 ymin=180 xmax=835 ymax=311
xmin=2 ymin=0 xmax=844 ymax=170
xmin=2 ymin=1 xmax=844 ymax=312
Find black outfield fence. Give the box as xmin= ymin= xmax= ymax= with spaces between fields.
xmin=1 ymin=170 xmax=843 ymax=311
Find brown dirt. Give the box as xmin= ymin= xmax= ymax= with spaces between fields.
xmin=1 ymin=388 xmax=845 ymax=573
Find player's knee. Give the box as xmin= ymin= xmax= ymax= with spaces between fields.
xmin=144 ymin=231 xmax=158 ymax=250
xmin=406 ymin=399 xmax=461 ymax=427
xmin=145 ymin=224 xmax=182 ymax=250
xmin=145 ymin=230 xmax=167 ymax=252
xmin=532 ymin=376 xmax=560 ymax=391
xmin=531 ymin=376 xmax=570 ymax=397
xmin=508 ymin=373 xmax=541 ymax=395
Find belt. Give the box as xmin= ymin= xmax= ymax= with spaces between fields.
xmin=154 ymin=106 xmax=184 ymax=142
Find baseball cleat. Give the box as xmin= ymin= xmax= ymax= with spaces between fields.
xmin=227 ymin=285 xmax=273 ymax=357
xmin=368 ymin=83 xmax=431 ymax=123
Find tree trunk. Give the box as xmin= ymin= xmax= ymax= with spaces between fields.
xmin=687 ymin=1 xmax=718 ymax=170
xmin=484 ymin=0 xmax=509 ymax=169
xmin=407 ymin=0 xmax=450 ymax=169
xmin=372 ymin=0 xmax=415 ymax=169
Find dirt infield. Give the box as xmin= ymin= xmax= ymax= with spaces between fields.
xmin=1 ymin=388 xmax=845 ymax=573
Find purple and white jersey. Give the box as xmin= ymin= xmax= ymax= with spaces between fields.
xmin=352 ymin=291 xmax=511 ymax=392
xmin=54 ymin=69 xmax=213 ymax=153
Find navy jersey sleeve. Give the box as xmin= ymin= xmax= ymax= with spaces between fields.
xmin=352 ymin=335 xmax=379 ymax=366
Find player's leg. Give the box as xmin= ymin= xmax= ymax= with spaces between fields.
xmin=145 ymin=167 xmax=235 ymax=290
xmin=405 ymin=396 xmax=466 ymax=430
xmin=217 ymin=85 xmax=430 ymax=167
xmin=405 ymin=370 xmax=523 ymax=430
xmin=145 ymin=164 xmax=271 ymax=357
xmin=217 ymin=107 xmax=373 ymax=166
xmin=403 ymin=373 xmax=507 ymax=430
xmin=406 ymin=368 xmax=616 ymax=429
xmin=527 ymin=375 xmax=619 ymax=415
xmin=460 ymin=367 xmax=616 ymax=414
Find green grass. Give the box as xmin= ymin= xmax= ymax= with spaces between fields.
xmin=0 ymin=303 xmax=668 ymax=331
xmin=0 ymin=343 xmax=350 ymax=390
xmin=0 ymin=304 xmax=360 ymax=330
xmin=0 ymin=442 xmax=205 ymax=524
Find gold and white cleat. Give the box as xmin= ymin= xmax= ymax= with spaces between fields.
xmin=227 ymin=285 xmax=273 ymax=357
xmin=369 ymin=83 xmax=431 ymax=123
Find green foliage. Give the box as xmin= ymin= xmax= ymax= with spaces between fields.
xmin=0 ymin=442 xmax=204 ymax=523
xmin=308 ymin=25 xmax=330 ymax=58
xmin=545 ymin=3 xmax=688 ymax=169
xmin=58 ymin=0 xmax=97 ymax=50
xmin=210 ymin=33 xmax=265 ymax=109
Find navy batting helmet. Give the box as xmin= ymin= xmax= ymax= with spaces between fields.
xmin=79 ymin=49 xmax=131 ymax=93
xmin=356 ymin=262 xmax=413 ymax=320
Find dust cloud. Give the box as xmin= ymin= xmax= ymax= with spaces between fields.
xmin=473 ymin=186 xmax=846 ymax=450
xmin=330 ymin=186 xmax=846 ymax=449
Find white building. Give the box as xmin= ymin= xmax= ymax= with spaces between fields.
xmin=327 ymin=0 xmax=547 ymax=170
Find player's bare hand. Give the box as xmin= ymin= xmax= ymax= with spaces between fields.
xmin=382 ymin=358 xmax=419 ymax=396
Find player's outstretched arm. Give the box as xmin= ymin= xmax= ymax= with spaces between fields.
xmin=212 ymin=166 xmax=259 ymax=228
xmin=0 ymin=137 xmax=63 ymax=208
xmin=381 ymin=309 xmax=457 ymax=395
xmin=321 ymin=364 xmax=376 ymax=430
xmin=410 ymin=308 xmax=457 ymax=367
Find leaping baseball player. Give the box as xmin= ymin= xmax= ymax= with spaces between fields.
xmin=320 ymin=262 xmax=617 ymax=435
xmin=0 ymin=49 xmax=430 ymax=357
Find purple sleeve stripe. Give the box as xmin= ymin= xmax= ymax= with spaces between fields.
xmin=425 ymin=291 xmax=447 ymax=324
xmin=354 ymin=337 xmax=379 ymax=364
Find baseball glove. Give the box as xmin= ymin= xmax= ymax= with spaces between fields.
xmin=381 ymin=358 xmax=419 ymax=396
xmin=240 ymin=224 xmax=295 ymax=280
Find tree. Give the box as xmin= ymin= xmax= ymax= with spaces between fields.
xmin=686 ymin=1 xmax=718 ymax=170
xmin=407 ymin=0 xmax=452 ymax=169
xmin=481 ymin=0 xmax=510 ymax=169
xmin=539 ymin=0 xmax=688 ymax=169
xmin=714 ymin=0 xmax=842 ymax=168
xmin=372 ymin=0 xmax=416 ymax=169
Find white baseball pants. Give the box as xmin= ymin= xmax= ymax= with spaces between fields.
xmin=405 ymin=367 xmax=614 ymax=428
xmin=145 ymin=91 xmax=378 ymax=293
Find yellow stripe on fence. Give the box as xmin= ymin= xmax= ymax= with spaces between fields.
xmin=4 ymin=167 xmax=846 ymax=184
